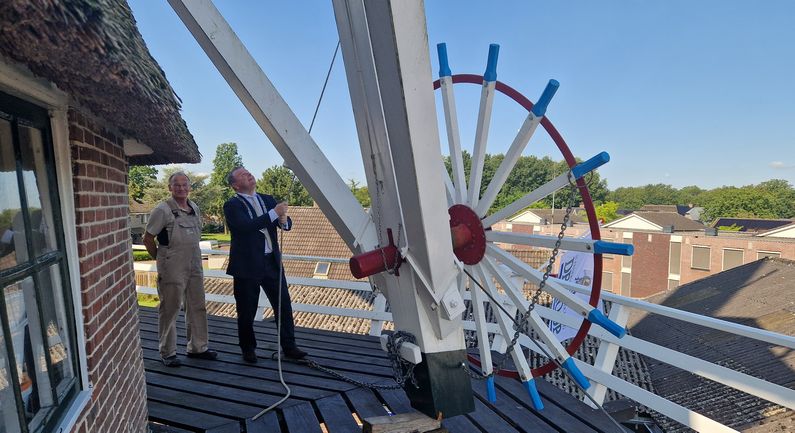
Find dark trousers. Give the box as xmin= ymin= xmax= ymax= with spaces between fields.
xmin=232 ymin=255 xmax=297 ymax=352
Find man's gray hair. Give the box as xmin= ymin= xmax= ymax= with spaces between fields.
xmin=168 ymin=171 xmax=190 ymax=186
xmin=226 ymin=166 xmax=244 ymax=186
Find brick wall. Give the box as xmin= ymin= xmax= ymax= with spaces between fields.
xmin=628 ymin=232 xmax=670 ymax=298
xmin=67 ymin=108 xmax=148 ymax=433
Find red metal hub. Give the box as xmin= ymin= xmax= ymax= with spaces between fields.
xmin=448 ymin=204 xmax=486 ymax=265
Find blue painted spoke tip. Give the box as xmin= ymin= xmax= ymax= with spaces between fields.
xmin=437 ymin=43 xmax=451 ymax=77
xmin=531 ymin=79 xmax=560 ymax=117
xmin=562 ymin=358 xmax=591 ymax=390
xmin=588 ymin=309 xmax=627 ymax=339
xmin=571 ymin=151 xmax=610 ymax=179
xmin=593 ymin=240 xmax=634 ymax=256
xmin=486 ymin=376 xmax=497 ymax=403
xmin=483 ymin=44 xmax=500 ymax=82
xmin=523 ymin=379 xmax=544 ymax=410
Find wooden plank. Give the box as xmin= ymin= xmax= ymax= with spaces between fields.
xmin=207 ymin=421 xmax=243 ymax=433
xmin=375 ymin=387 xmax=413 ymax=414
xmin=145 ymin=359 xmax=329 ymax=400
xmin=345 ymin=387 xmax=389 ymax=419
xmin=139 ymin=330 xmax=396 ymax=377
xmin=141 ymin=340 xmax=394 ymax=389
xmin=465 ymin=397 xmax=521 ymax=433
xmin=147 ymin=400 xmax=238 ymax=431
xmin=362 ymin=412 xmax=441 ymax=433
xmin=441 ymin=414 xmax=484 ymax=433
xmin=314 ymin=394 xmax=360 ymax=433
xmin=245 ymin=412 xmax=282 ymax=433
xmin=534 ymin=378 xmax=624 ymax=433
xmin=142 ymin=347 xmax=362 ymax=393
xmin=138 ymin=323 xmax=393 ymax=368
xmin=492 ymin=377 xmax=602 ymax=433
xmin=147 ymin=384 xmax=264 ymax=420
xmin=470 ymin=379 xmax=558 ymax=433
xmin=282 ymin=401 xmax=324 ymax=433
xmin=138 ymin=307 xmax=384 ymax=346
xmin=146 ymin=371 xmax=294 ymax=408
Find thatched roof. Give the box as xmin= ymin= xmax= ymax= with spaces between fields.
xmin=0 ymin=0 xmax=200 ymax=165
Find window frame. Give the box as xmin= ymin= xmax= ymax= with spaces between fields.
xmin=313 ymin=261 xmax=331 ymax=279
xmin=721 ymin=248 xmax=744 ymax=271
xmin=757 ymin=250 xmax=781 ymax=260
xmin=0 ymin=62 xmax=90 ymax=432
xmin=691 ymin=245 xmax=711 ymax=271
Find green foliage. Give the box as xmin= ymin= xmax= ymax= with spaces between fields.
xmin=608 ymin=183 xmax=681 ymax=210
xmin=132 ymin=250 xmax=153 ymax=261
xmin=137 ymin=294 xmax=159 ymax=307
xmin=201 ymin=233 xmax=231 ymax=242
xmin=443 ymin=153 xmax=608 ymax=213
xmin=348 ymin=179 xmax=371 ymax=207
xmin=717 ymin=224 xmax=743 ymax=231
xmin=208 ymin=143 xmax=244 ymax=221
xmin=595 ymin=201 xmax=620 ymax=223
xmin=700 ymin=186 xmax=782 ymax=223
xmin=257 ymin=165 xmax=313 ymax=205
xmin=0 ymin=208 xmax=18 ymax=230
xmin=128 ymin=165 xmax=158 ymax=203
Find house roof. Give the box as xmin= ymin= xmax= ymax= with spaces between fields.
xmin=628 ymin=258 xmax=795 ymax=432
xmin=0 ymin=0 xmax=200 ymax=165
xmin=758 ymin=222 xmax=795 ymax=238
xmin=712 ymin=218 xmax=793 ymax=233
xmin=129 ymin=200 xmax=155 ymax=214
xmin=510 ymin=208 xmax=586 ymax=224
xmin=604 ymin=211 xmax=706 ymax=232
xmin=639 ymin=204 xmax=695 ymax=216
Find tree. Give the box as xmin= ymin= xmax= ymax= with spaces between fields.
xmin=595 ymin=201 xmax=619 ymax=223
xmin=348 ymin=179 xmax=371 ymax=207
xmin=257 ymin=166 xmax=313 ymax=205
xmin=208 ymin=143 xmax=243 ymax=224
xmin=700 ymin=187 xmax=780 ymax=223
xmin=128 ymin=165 xmax=158 ymax=203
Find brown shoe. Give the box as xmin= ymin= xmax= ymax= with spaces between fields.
xmin=187 ymin=350 xmax=218 ymax=360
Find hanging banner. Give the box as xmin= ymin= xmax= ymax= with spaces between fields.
xmin=548 ymin=231 xmax=603 ymax=341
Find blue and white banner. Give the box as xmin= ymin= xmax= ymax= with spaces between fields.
xmin=548 ymin=231 xmax=603 ymax=341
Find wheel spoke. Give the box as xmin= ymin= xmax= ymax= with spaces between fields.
xmin=468 ymin=265 xmax=494 ymax=375
xmin=486 ymin=232 xmax=634 ymax=256
xmin=485 ymin=244 xmax=593 ymax=315
xmin=474 ymin=114 xmax=540 ymax=216
xmin=473 ymin=264 xmax=533 ymax=380
xmin=481 ymin=170 xmax=571 ymax=228
xmin=439 ymin=86 xmax=467 ymax=203
xmin=442 ymin=160 xmax=456 ymax=206
xmin=467 ymin=45 xmax=499 ymax=207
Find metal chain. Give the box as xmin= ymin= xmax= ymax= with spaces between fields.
xmin=275 ymin=331 xmax=418 ymax=391
xmin=465 ymin=171 xmax=578 ymax=379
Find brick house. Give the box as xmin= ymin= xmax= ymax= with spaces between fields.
xmin=601 ymin=213 xmax=795 ymax=298
xmin=0 ymin=1 xmax=198 ymax=432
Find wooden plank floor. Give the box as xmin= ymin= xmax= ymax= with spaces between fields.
xmin=138 ymin=308 xmax=625 ymax=433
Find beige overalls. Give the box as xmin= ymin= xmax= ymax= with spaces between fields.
xmin=155 ymin=199 xmax=208 ymax=358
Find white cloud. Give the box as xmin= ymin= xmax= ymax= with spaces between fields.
xmin=769 ymin=161 xmax=795 ymax=169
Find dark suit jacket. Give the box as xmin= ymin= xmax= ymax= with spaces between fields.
xmin=223 ymin=193 xmax=293 ymax=279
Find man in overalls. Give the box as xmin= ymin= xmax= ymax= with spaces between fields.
xmin=143 ymin=172 xmax=217 ymax=366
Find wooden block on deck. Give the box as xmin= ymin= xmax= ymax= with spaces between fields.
xmin=362 ymin=411 xmax=445 ymax=433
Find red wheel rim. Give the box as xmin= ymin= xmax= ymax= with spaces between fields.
xmin=434 ymin=74 xmax=603 ymax=377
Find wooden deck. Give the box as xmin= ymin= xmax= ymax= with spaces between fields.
xmin=138 ymin=308 xmax=625 ymax=433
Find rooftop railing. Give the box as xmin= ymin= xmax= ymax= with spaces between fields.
xmin=131 ymin=245 xmax=795 ymax=433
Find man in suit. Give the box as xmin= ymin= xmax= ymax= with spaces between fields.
xmin=223 ymin=166 xmax=306 ymax=362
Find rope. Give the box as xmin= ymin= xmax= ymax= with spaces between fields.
xmin=308 ymin=40 xmax=341 ymax=135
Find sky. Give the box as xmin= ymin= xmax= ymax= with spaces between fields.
xmin=127 ymin=0 xmax=795 ymax=190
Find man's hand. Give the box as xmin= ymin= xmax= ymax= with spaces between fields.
xmin=275 ymin=202 xmax=289 ymax=225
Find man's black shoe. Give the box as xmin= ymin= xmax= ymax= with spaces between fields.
xmin=186 ymin=349 xmax=218 ymax=360
xmin=283 ymin=346 xmax=307 ymax=360
xmin=242 ymin=350 xmax=258 ymax=364
xmin=161 ymin=355 xmax=181 ymax=367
